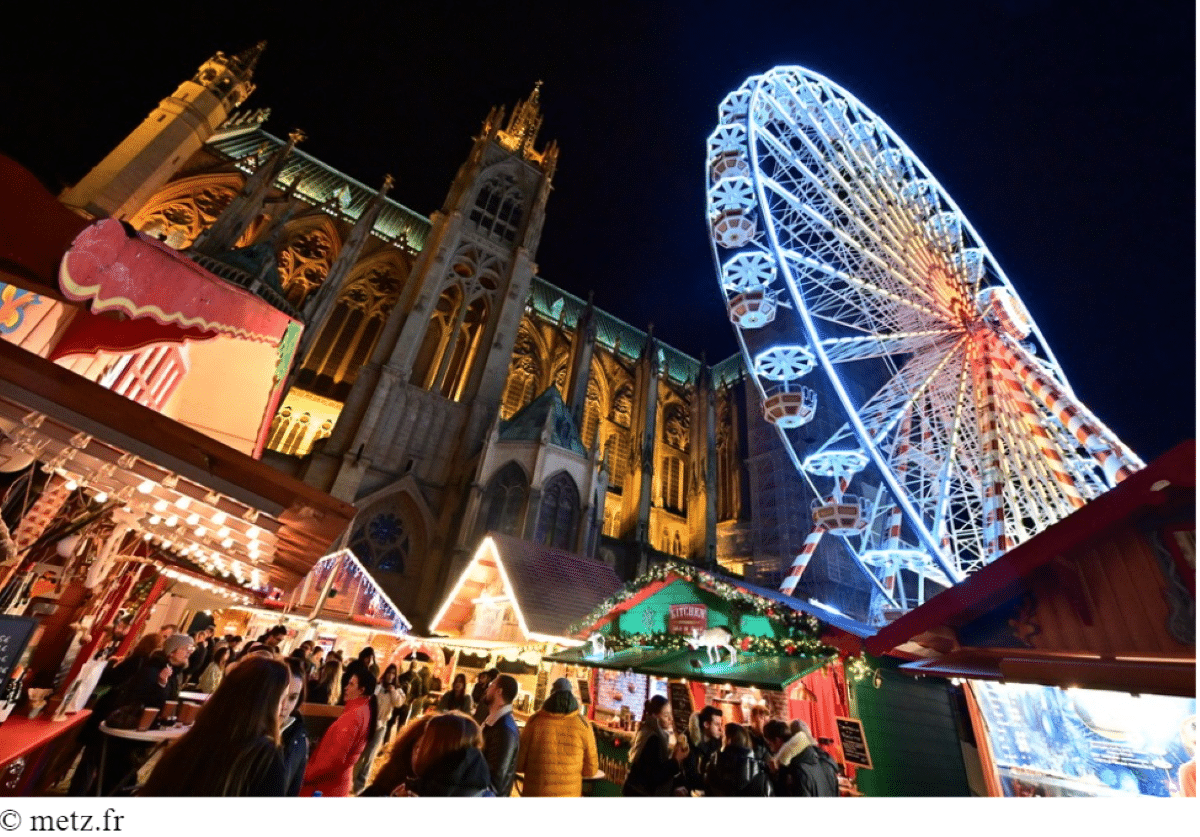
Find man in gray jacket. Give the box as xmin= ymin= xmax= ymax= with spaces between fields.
xmin=480 ymin=674 xmax=520 ymax=796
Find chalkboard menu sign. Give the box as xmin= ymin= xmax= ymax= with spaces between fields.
xmin=668 ymin=680 xmax=693 ymax=740
xmin=835 ymin=716 xmax=872 ymax=769
xmin=0 ymin=615 xmax=39 ymax=690
xmin=577 ymin=678 xmax=591 ymax=705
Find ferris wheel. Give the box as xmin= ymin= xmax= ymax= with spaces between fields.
xmin=706 ymin=67 xmax=1144 ymax=610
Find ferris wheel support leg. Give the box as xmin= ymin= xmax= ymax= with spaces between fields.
xmin=780 ymin=526 xmax=825 ymax=595
xmin=997 ymin=339 xmax=1142 ymax=485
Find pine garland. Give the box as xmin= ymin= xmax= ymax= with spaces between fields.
xmin=568 ymin=560 xmax=836 ymax=659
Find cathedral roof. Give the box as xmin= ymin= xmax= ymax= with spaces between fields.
xmin=498 ymin=386 xmax=587 ymax=455
xmin=206 ymin=125 xmax=432 ymax=253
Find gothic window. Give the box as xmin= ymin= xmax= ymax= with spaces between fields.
xmin=611 ymin=384 xmax=633 ymax=428
xmin=603 ymin=432 xmax=628 ymax=491
xmin=479 ymin=462 xmax=528 ymax=539
xmin=660 ymin=455 xmax=686 ymax=515
xmin=583 ymin=395 xmax=601 ymax=451
xmin=501 ymin=332 xmax=541 ymax=419
xmin=662 ymin=402 xmax=690 ymax=452
xmin=278 ymin=227 xmax=336 ymax=308
xmin=130 ymin=179 xmax=239 ymax=249
xmin=297 ymin=264 xmax=403 ymax=400
xmin=349 ymin=508 xmax=410 ymax=574
xmin=469 ymin=175 xmax=524 ymax=244
xmin=536 ymin=472 xmax=579 ymax=551
xmin=410 ymin=285 xmax=490 ymax=402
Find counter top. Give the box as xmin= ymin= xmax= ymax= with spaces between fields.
xmin=0 ymin=711 xmax=91 ymax=765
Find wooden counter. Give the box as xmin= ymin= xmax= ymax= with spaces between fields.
xmin=0 ymin=711 xmax=91 ymax=796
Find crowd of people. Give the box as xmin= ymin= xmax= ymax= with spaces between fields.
xmin=65 ymin=622 xmax=840 ymax=797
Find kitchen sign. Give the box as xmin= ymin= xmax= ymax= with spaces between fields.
xmin=668 ymin=603 xmax=707 ymax=635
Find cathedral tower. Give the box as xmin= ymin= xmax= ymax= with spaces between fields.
xmin=302 ymin=85 xmax=557 ymax=629
xmin=60 ymin=43 xmax=264 ymax=220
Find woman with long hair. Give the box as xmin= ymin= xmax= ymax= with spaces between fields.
xmin=140 ymin=655 xmax=291 ymax=796
xmin=360 ymin=714 xmax=433 ymax=796
xmin=407 ymin=711 xmax=493 ymax=797
xmin=197 ymin=645 xmax=230 ymax=694
xmin=301 ymin=669 xmax=377 ymax=796
xmin=623 ymin=695 xmax=682 ymax=797
xmin=280 ymin=657 xmax=310 ymax=796
xmin=352 ymin=663 xmax=404 ymax=793
xmin=307 ymin=658 xmax=341 ymax=706
xmin=436 ymin=673 xmax=473 ymax=714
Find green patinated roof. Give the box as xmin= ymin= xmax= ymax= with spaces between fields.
xmin=207 ymin=125 xmax=747 ymax=386
xmin=207 ymin=125 xmax=432 ymax=253
xmin=498 ymin=386 xmax=587 ymax=455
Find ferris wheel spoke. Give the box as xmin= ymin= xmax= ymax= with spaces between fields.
xmin=761 ymin=178 xmax=955 ymax=319
xmin=855 ymin=336 xmax=970 ymax=446
xmin=781 ymin=249 xmax=947 ymax=328
xmin=820 ymin=330 xmax=963 ymax=364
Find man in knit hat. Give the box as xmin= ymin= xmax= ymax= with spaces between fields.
xmin=162 ymin=632 xmax=195 ymax=701
xmin=516 ymin=678 xmax=598 ymax=796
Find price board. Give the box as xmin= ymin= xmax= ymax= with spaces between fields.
xmin=668 ymin=680 xmax=693 ymax=740
xmin=835 ymin=716 xmax=873 ymax=769
xmin=0 ymin=615 xmax=38 ymax=691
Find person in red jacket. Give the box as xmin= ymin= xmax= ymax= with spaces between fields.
xmin=301 ymin=669 xmax=378 ymax=796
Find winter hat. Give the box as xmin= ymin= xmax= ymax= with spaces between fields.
xmin=163 ymin=634 xmax=195 ymax=656
xmin=550 ymin=677 xmax=573 ymax=695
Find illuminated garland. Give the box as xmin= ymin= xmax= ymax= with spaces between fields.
xmin=567 ymin=561 xmax=836 ymax=659
xmin=605 ymin=630 xmax=835 ymax=659
xmin=845 ymin=654 xmax=876 ymax=682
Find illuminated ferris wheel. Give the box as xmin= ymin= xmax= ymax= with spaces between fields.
xmin=706 ymin=67 xmax=1144 ymax=609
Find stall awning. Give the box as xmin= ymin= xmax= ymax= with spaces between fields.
xmin=639 ymin=653 xmax=829 ymax=690
xmin=864 ymin=442 xmax=1196 ymax=697
xmin=0 ymin=338 xmax=356 ymax=589
xmin=291 ymin=548 xmax=412 ymax=635
xmin=544 ymin=645 xmax=688 ymax=672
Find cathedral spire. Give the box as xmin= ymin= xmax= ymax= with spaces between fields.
xmin=191 ymin=128 xmax=305 ymax=256
xmin=493 ymin=82 xmax=555 ymax=170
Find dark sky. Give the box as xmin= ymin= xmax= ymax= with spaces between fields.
xmin=1 ymin=1 xmax=1193 ymax=461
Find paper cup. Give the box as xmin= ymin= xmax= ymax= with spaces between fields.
xmin=137 ymin=707 xmax=160 ymax=731
xmin=178 ymin=702 xmax=200 ymax=726
xmin=161 ymin=700 xmax=179 ymax=722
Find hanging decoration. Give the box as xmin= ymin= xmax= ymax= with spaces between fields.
xmin=845 ymin=654 xmax=878 ymax=685
xmin=568 ymin=560 xmax=825 ymax=637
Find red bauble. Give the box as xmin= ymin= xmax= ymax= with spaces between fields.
xmin=785 ymin=644 xmax=796 ymax=655
xmin=740 ymin=637 xmax=752 ymax=650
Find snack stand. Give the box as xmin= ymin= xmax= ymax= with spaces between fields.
xmin=428 ymin=532 xmax=621 ymax=721
xmin=546 ymin=561 xmax=856 ymax=793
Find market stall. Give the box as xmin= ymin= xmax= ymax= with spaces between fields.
xmin=428 ymin=532 xmax=621 ymax=720
xmin=866 ymin=441 xmax=1196 ymax=797
xmin=547 ymin=561 xmax=856 ymax=793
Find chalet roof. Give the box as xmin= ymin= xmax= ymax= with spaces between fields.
xmin=431 ymin=533 xmax=621 ymax=642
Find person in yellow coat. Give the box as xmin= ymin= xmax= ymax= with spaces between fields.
xmin=516 ymin=678 xmax=598 ymax=796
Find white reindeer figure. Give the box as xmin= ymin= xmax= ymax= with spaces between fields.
xmin=586 ymin=632 xmax=608 ymax=658
xmin=686 ymin=626 xmax=737 ymax=666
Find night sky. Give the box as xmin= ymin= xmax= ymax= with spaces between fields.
xmin=1 ymin=1 xmax=1192 ymax=462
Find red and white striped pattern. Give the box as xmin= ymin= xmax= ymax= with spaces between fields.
xmin=780 ymin=526 xmax=825 ymax=595
xmin=993 ymin=339 xmax=1139 ymax=484
xmin=973 ymin=340 xmax=1010 ymax=560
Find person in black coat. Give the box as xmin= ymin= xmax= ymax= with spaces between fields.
xmin=279 ymin=658 xmax=310 ymax=796
xmin=706 ymin=723 xmax=770 ymax=796
xmin=623 ymin=695 xmax=683 ymax=796
xmin=69 ymin=652 xmax=172 ymax=796
xmin=479 ymin=674 xmax=520 ymax=796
